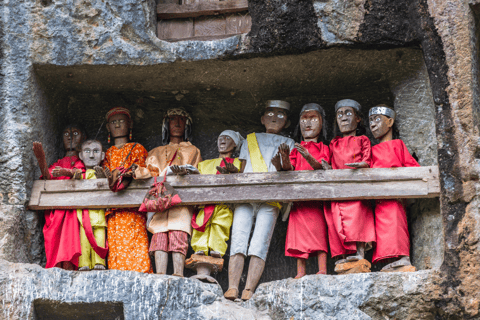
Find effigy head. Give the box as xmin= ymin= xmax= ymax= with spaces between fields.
xmin=79 ymin=140 xmax=105 ymax=169
xmin=162 ymin=107 xmax=193 ymax=145
xmin=105 ymin=107 xmax=132 ymax=140
xmin=218 ymin=130 xmax=245 ymax=154
xmin=334 ymin=99 xmax=363 ymax=136
xmin=295 ymin=103 xmax=327 ymax=142
xmin=261 ymin=100 xmax=291 ymax=134
xmin=369 ymin=104 xmax=396 ymax=140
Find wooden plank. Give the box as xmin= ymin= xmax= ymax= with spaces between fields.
xmin=225 ymin=13 xmax=251 ymax=34
xmin=157 ymin=0 xmax=249 ymax=19
xmin=194 ymin=16 xmax=227 ymax=37
xmin=161 ymin=33 xmax=241 ymax=42
xmin=157 ymin=18 xmax=194 ymax=40
xmin=28 ymin=166 xmax=441 ymax=210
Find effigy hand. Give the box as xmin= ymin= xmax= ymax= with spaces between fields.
xmin=171 ymin=165 xmax=188 ymax=176
xmin=321 ymin=159 xmax=332 ymax=170
xmin=345 ymin=161 xmax=369 ymax=169
xmin=271 ymin=153 xmax=283 ymax=171
xmin=94 ymin=166 xmax=106 ymax=178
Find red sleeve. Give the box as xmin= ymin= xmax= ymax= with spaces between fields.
xmin=74 ymin=159 xmax=86 ymax=172
xmin=360 ymin=136 xmax=372 ymax=167
xmin=289 ymin=148 xmax=298 ymax=169
xmin=323 ymin=144 xmax=331 ymax=164
xmin=400 ymin=141 xmax=420 ymax=167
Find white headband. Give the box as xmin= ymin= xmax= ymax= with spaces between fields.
xmin=369 ymin=106 xmax=396 ymax=120
xmin=219 ymin=130 xmax=245 ymax=152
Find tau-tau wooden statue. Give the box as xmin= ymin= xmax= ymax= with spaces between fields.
xmin=225 ymin=100 xmax=295 ymax=301
xmin=325 ymin=99 xmax=376 ymax=274
xmin=33 ymin=124 xmax=86 ymax=270
xmin=369 ymin=104 xmax=418 ymax=272
xmin=135 ymin=107 xmax=202 ymax=277
xmin=52 ymin=140 xmax=109 ymax=271
xmin=103 ymin=107 xmax=152 ymax=273
xmin=187 ymin=130 xmax=244 ymax=283
xmin=272 ymin=103 xmax=330 ymax=279
xmin=76 ymin=140 xmax=108 ymax=271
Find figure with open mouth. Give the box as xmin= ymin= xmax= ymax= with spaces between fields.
xmin=187 ymin=130 xmax=244 ymax=283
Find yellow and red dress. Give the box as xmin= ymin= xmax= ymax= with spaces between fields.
xmin=103 ymin=142 xmax=152 ymax=273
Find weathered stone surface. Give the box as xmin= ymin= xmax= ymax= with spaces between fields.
xmin=0 ymin=259 xmax=442 ymax=319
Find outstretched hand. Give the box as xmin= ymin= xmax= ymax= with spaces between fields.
xmin=216 ymin=159 xmax=239 ymax=174
xmin=279 ymin=143 xmax=293 ymax=171
xmin=321 ymin=159 xmax=332 ymax=170
xmin=271 ymin=153 xmax=283 ymax=171
xmin=171 ymin=165 xmax=188 ymax=176
xmin=94 ymin=166 xmax=106 ymax=178
xmin=345 ymin=161 xmax=369 ymax=169
xmin=295 ymin=143 xmax=323 ymax=170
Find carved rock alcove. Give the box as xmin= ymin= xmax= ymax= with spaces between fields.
xmin=27 ymin=47 xmax=443 ymax=292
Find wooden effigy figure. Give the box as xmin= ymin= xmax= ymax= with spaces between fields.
xmin=225 ymin=100 xmax=295 ymax=301
xmin=186 ymin=130 xmax=244 ymax=283
xmin=272 ymin=103 xmax=330 ymax=279
xmin=324 ymin=99 xmax=376 ymax=274
xmin=33 ymin=124 xmax=86 ymax=270
xmin=368 ymin=104 xmax=418 ymax=272
xmin=134 ymin=107 xmax=202 ymax=277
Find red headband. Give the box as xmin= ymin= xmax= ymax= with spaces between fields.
xmin=106 ymin=107 xmax=131 ymax=121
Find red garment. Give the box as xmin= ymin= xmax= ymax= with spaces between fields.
xmin=285 ymin=141 xmax=329 ymax=259
xmin=371 ymin=139 xmax=420 ymax=263
xmin=43 ymin=156 xmax=85 ymax=268
xmin=326 ymin=135 xmax=375 ymax=257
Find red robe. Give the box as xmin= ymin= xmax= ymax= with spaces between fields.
xmin=285 ymin=141 xmax=330 ymax=259
xmin=371 ymin=139 xmax=419 ymax=263
xmin=325 ymin=135 xmax=375 ymax=257
xmin=43 ymin=156 xmax=85 ymax=268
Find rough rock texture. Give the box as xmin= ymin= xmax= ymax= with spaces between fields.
xmin=0 ymin=259 xmax=442 ymax=320
xmin=0 ymin=0 xmax=479 ymax=318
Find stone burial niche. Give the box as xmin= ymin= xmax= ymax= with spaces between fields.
xmin=28 ymin=46 xmax=443 ymax=292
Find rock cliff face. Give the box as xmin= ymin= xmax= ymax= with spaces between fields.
xmin=0 ymin=0 xmax=479 ymax=318
xmin=0 ymin=259 xmax=442 ymax=320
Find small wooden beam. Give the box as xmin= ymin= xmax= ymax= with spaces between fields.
xmin=157 ymin=0 xmax=249 ymax=19
xmin=28 ymin=166 xmax=440 ymax=210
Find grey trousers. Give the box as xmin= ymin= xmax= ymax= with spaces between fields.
xmin=229 ymin=203 xmax=279 ymax=261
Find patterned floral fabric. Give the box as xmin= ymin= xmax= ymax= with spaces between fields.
xmin=104 ymin=143 xmax=152 ymax=273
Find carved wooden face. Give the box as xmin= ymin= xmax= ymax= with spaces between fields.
xmin=261 ymin=108 xmax=288 ymax=134
xmin=79 ymin=141 xmax=105 ymax=168
xmin=336 ymin=106 xmax=361 ymax=135
xmin=300 ymin=110 xmax=322 ymax=140
xmin=369 ymin=114 xmax=394 ymax=139
xmin=168 ymin=115 xmax=187 ymax=139
xmin=217 ymin=135 xmax=236 ymax=154
xmin=63 ymin=127 xmax=84 ymax=151
xmin=107 ymin=114 xmax=130 ymax=138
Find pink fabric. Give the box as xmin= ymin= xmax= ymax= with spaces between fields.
xmin=371 ymin=139 xmax=419 ymax=263
xmin=326 ymin=136 xmax=375 ymax=258
xmin=43 ymin=156 xmax=85 ymax=269
xmin=285 ymin=141 xmax=329 ymax=259
xmin=149 ymin=230 xmax=188 ymax=255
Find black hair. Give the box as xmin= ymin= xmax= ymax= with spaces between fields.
xmin=162 ymin=117 xmax=193 ymax=146
xmin=293 ymin=104 xmax=328 ymax=143
xmin=60 ymin=123 xmax=87 ymax=157
xmin=333 ymin=109 xmax=366 ymax=138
